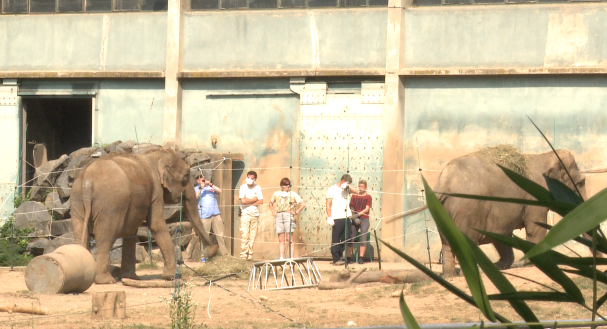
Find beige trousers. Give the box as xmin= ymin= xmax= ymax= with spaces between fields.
xmin=202 ymin=214 xmax=228 ymax=256
xmin=240 ymin=213 xmax=259 ymax=259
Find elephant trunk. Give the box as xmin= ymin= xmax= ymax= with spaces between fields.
xmin=183 ymin=183 xmax=219 ymax=258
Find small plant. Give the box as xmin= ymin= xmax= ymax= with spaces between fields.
xmin=13 ymin=189 xmax=31 ymax=208
xmin=137 ymin=261 xmax=158 ymax=270
xmin=162 ymin=282 xmax=200 ymax=329
xmin=0 ymin=218 xmax=34 ymax=266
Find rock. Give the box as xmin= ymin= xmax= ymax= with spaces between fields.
xmin=45 ymin=191 xmax=67 ymax=220
xmin=151 ymin=249 xmax=164 ymax=263
xmin=167 ymin=222 xmax=192 ymax=247
xmin=116 ymin=140 xmax=136 ymax=153
xmin=185 ymin=153 xmax=211 ymax=167
xmin=390 ymin=291 xmax=401 ymax=298
xmin=132 ymin=143 xmax=161 ymax=154
xmin=62 ymin=199 xmax=71 ymax=219
xmin=67 ymin=156 xmax=95 ymax=181
xmin=137 ymin=226 xmax=151 ymax=242
xmin=50 ymin=219 xmax=72 ymax=237
xmin=164 ymin=204 xmax=181 ymax=222
xmin=103 ymin=140 xmax=122 ymax=153
xmin=347 ymin=321 xmax=356 ymax=327
xmin=259 ymin=295 xmax=268 ymax=301
xmin=56 ymin=170 xmax=71 ymax=199
xmin=13 ymin=201 xmax=52 ymax=232
xmin=51 ymin=232 xmax=74 ymax=250
xmin=27 ymin=238 xmax=52 ymax=256
xmin=30 ymin=155 xmax=69 ymax=201
xmin=69 ymin=147 xmax=101 ymax=161
xmin=136 ymin=245 xmax=149 ymax=263
xmin=90 ymin=148 xmax=107 ymax=158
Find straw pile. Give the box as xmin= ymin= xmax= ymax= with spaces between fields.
xmin=476 ymin=144 xmax=529 ymax=177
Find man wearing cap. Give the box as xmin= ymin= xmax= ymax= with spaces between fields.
xmin=326 ymin=174 xmax=358 ymax=266
xmin=195 ymin=172 xmax=228 ymax=256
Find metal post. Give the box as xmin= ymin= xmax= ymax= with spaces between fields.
xmin=10 ymin=217 xmax=14 ymax=271
xmin=416 ymin=138 xmax=432 ymax=270
xmin=374 ymin=229 xmax=382 ymax=270
xmin=147 ymin=229 xmax=154 ymax=268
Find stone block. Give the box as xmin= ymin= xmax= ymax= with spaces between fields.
xmin=164 ymin=204 xmax=181 ymax=222
xmin=14 ymin=201 xmax=52 ymax=232
xmin=69 ymin=147 xmax=100 ymax=161
xmin=185 ymin=153 xmax=211 ymax=167
xmin=56 ymin=170 xmax=71 ymax=199
xmin=50 ymin=219 xmax=72 ymax=237
xmin=167 ymin=222 xmax=192 ymax=247
xmin=67 ymin=155 xmax=94 ymax=181
xmin=45 ymin=191 xmax=67 ymax=220
xmin=27 ymin=238 xmax=52 ymax=256
xmin=50 ymin=232 xmax=74 ymax=250
xmin=110 ymin=243 xmax=149 ymax=264
xmin=136 ymin=245 xmax=149 ymax=263
xmin=132 ymin=143 xmax=161 ymax=154
xmin=30 ymin=155 xmax=69 ymax=201
xmin=103 ymin=140 xmax=122 ymax=153
xmin=137 ymin=226 xmax=150 ymax=242
xmin=116 ymin=140 xmax=136 ymax=153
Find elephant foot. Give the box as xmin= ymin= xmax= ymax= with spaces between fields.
xmin=121 ymin=272 xmax=140 ymax=281
xmin=494 ymin=260 xmax=513 ymax=270
xmin=162 ymin=268 xmax=177 ymax=281
xmin=95 ymin=273 xmax=117 ymax=284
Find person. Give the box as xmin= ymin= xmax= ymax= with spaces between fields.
xmin=269 ymin=178 xmax=306 ymax=260
xmin=239 ymin=170 xmax=263 ymax=261
xmin=326 ymin=174 xmax=358 ymax=266
xmin=348 ymin=180 xmax=372 ymax=264
xmin=194 ymin=172 xmax=228 ymax=257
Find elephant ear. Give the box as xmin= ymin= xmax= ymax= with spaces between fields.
xmin=157 ymin=158 xmax=171 ymax=190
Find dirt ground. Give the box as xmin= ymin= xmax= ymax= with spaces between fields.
xmin=1 ymin=258 xmax=605 ymax=329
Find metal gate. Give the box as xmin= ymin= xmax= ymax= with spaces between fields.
xmin=0 ymin=84 xmax=20 ymax=222
xmin=298 ymin=82 xmax=384 ymax=258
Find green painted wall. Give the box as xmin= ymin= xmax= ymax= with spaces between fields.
xmin=405 ymin=5 xmax=607 ymax=68
xmin=182 ymin=9 xmax=387 ymax=70
xmin=402 ymin=75 xmax=607 ymax=262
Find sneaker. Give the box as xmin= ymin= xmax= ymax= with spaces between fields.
xmin=358 ymin=258 xmax=364 ymax=265
xmin=332 ymin=260 xmax=345 ymax=266
xmin=201 ymin=257 xmax=206 ymax=263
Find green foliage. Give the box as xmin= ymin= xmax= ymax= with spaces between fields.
xmin=13 ymin=189 xmax=31 ymax=209
xmin=386 ymin=119 xmax=607 ymax=327
xmin=163 ymin=282 xmax=201 ymax=329
xmin=0 ymin=219 xmax=34 ymax=266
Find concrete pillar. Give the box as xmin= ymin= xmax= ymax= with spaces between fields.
xmin=162 ymin=0 xmax=185 ymax=149
xmin=381 ymin=0 xmax=409 ymax=261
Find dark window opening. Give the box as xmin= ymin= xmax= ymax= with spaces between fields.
xmin=22 ymin=97 xmax=92 ymax=191
xmin=85 ymin=0 xmax=111 ymax=11
xmin=2 ymin=0 xmax=27 ymax=13
xmin=29 ymin=0 xmax=55 ymax=12
xmin=115 ymin=0 xmax=141 ymax=10
xmin=58 ymin=0 xmax=83 ymax=11
xmin=142 ymin=0 xmax=167 ymax=10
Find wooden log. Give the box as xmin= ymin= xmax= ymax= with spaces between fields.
xmin=0 ymin=303 xmax=49 ymax=315
xmin=318 ymin=268 xmax=367 ymax=290
xmin=91 ymin=291 xmax=126 ymax=319
xmin=121 ymin=278 xmax=184 ymax=288
xmin=330 ymin=269 xmax=432 ymax=284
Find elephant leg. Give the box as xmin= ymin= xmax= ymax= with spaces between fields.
xmin=121 ymin=236 xmax=139 ymax=280
xmin=493 ymin=242 xmax=514 ymax=270
xmin=94 ymin=237 xmax=116 ymax=284
xmin=149 ymin=203 xmax=176 ymax=280
xmin=442 ymin=243 xmax=456 ymax=277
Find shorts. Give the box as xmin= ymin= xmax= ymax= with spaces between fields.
xmin=350 ymin=217 xmax=370 ymax=244
xmin=275 ymin=212 xmax=296 ymax=234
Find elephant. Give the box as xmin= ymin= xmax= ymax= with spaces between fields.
xmin=433 ymin=148 xmax=586 ymax=277
xmin=71 ymin=148 xmax=219 ymax=284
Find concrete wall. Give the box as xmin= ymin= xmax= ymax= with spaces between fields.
xmin=0 ymin=13 xmax=167 ymax=71
xmin=181 ymin=78 xmax=300 ymax=259
xmin=182 ymin=9 xmax=387 ymax=71
xmin=401 ymin=75 xmax=607 ymax=262
xmin=96 ymin=80 xmax=166 ymax=145
xmin=405 ymin=4 xmax=607 ymax=68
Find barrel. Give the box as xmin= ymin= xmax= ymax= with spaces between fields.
xmin=25 ymin=244 xmax=96 ymax=294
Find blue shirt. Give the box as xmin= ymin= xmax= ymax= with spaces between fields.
xmin=195 ymin=185 xmax=221 ymax=219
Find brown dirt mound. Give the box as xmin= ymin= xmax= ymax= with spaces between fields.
xmin=476 ymin=144 xmax=529 ymax=177
xmin=184 ymin=255 xmax=251 ymax=279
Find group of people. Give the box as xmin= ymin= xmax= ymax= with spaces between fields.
xmin=193 ymin=171 xmax=372 ymax=264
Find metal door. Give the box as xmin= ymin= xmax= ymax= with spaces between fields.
xmin=0 ymin=84 xmax=20 ymax=222
xmin=298 ymin=82 xmax=384 ymax=257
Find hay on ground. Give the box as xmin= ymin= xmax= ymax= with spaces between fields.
xmin=476 ymin=144 xmax=529 ymax=177
xmin=184 ymin=255 xmax=250 ymax=280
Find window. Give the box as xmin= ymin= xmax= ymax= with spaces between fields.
xmin=190 ymin=0 xmax=387 ymax=10
xmin=1 ymin=0 xmax=168 ymax=13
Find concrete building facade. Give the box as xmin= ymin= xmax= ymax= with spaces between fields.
xmin=2 ymin=0 xmax=607 ymax=262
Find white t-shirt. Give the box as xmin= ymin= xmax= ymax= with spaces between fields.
xmin=326 ymin=184 xmax=352 ymax=219
xmin=239 ymin=183 xmax=263 ymax=216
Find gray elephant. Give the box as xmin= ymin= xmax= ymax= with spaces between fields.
xmin=71 ymin=148 xmax=218 ymax=284
xmin=434 ymin=148 xmax=586 ymax=277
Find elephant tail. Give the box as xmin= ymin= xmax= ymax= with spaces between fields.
xmin=80 ymin=179 xmax=94 ymax=249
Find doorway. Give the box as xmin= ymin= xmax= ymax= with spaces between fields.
xmin=21 ymin=97 xmax=92 ymax=188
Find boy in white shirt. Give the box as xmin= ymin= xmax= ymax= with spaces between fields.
xmin=326 ymin=174 xmax=358 ymax=266
xmin=239 ymin=170 xmax=263 ymax=261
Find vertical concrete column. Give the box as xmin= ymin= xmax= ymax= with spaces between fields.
xmin=163 ymin=0 xmax=185 ymax=149
xmin=381 ymin=0 xmax=409 ymax=261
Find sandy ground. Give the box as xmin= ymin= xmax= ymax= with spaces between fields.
xmin=1 ymin=259 xmax=605 ymax=329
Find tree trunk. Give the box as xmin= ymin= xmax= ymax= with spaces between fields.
xmin=0 ymin=303 xmax=49 ymax=315
xmin=92 ymin=291 xmax=126 ymax=319
xmin=122 ymin=278 xmax=182 ymax=288
xmin=318 ymin=268 xmax=367 ymax=290
xmin=330 ymin=269 xmax=431 ymax=284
